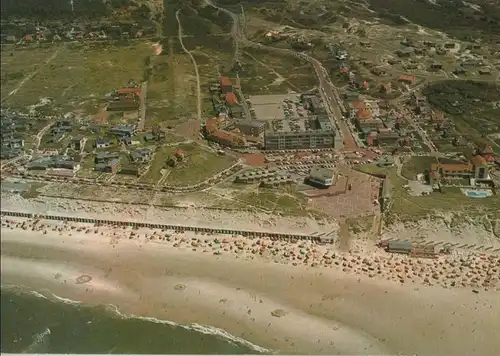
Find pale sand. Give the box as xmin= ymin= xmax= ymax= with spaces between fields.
xmin=2 ymin=227 xmax=500 ymax=355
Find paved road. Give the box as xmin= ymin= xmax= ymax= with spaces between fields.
xmin=176 ymin=10 xmax=202 ymax=121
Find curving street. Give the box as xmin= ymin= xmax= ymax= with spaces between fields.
xmin=204 ymin=0 xmax=358 ymax=150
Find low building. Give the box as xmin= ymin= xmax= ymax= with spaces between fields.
xmin=107 ymin=97 xmax=139 ymax=111
xmin=220 ymin=76 xmax=233 ymax=94
xmin=174 ymin=149 xmax=185 ymax=161
xmin=120 ymin=136 xmax=132 ymax=145
xmin=95 ymin=151 xmax=120 ymax=164
xmin=264 ymin=117 xmax=336 ymax=150
xmin=398 ymin=74 xmax=416 ymax=85
xmin=2 ymin=137 xmax=24 ymax=149
xmin=377 ymin=155 xmax=394 ymax=167
xmin=69 ymin=137 xmax=84 ymax=151
xmin=95 ymin=139 xmax=112 ymax=149
xmin=205 ymin=115 xmax=228 ymax=136
xmin=236 ymin=119 xmax=265 ymax=137
xmin=95 ymin=158 xmax=121 ymax=173
xmin=117 ymin=87 xmax=141 ymax=97
xmin=379 ymin=83 xmax=392 ymax=94
xmin=377 ymin=131 xmax=401 ymax=145
xmin=429 ymin=156 xmax=490 ymax=184
xmin=386 ymin=240 xmax=412 ymax=254
xmin=357 ymin=117 xmax=384 ymax=132
xmin=235 ymin=169 xmax=278 ymax=183
xmin=130 ymin=148 xmax=153 ymax=163
xmin=109 ymin=124 xmax=137 ymax=137
xmin=225 ymin=92 xmax=238 ymax=105
xmin=208 ymin=130 xmax=247 ymax=148
xmin=306 ymin=166 xmax=335 ymax=188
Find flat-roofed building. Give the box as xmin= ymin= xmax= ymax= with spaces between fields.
xmin=208 ymin=130 xmax=247 ymax=148
xmin=307 ymin=166 xmax=335 ymax=188
xmin=236 ymin=119 xmax=266 ymax=137
xmin=264 ymin=117 xmax=336 ymax=150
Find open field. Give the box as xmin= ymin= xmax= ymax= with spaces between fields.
xmin=1 ymin=42 xmax=151 ymax=113
xmin=400 ymin=156 xmax=438 ymax=180
xmin=163 ymin=143 xmax=236 ymax=186
xmin=0 ymin=45 xmax=57 ymax=101
xmin=146 ymin=38 xmax=198 ymax=128
xmin=138 ymin=143 xmax=235 ymax=186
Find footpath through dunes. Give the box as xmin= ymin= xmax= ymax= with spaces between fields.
xmin=2 ymin=228 xmax=500 ymax=356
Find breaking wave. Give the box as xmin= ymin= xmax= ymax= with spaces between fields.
xmin=105 ymin=304 xmax=272 ymax=354
xmin=16 ymin=287 xmax=271 ymax=354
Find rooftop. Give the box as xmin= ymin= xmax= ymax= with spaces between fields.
xmin=237 ymin=119 xmax=265 ymax=129
xmin=267 ymin=117 xmax=335 ymax=134
xmin=470 ymin=155 xmax=487 ymax=167
xmin=309 ymin=166 xmax=335 ymax=180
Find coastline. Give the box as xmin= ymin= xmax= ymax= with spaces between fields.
xmin=2 ymin=219 xmax=500 ymax=355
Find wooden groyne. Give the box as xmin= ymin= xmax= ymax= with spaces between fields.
xmin=0 ymin=210 xmax=325 ymax=242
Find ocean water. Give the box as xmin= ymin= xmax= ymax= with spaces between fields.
xmin=1 ymin=287 xmax=267 ymax=354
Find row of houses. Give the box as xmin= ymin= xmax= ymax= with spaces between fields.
xmin=348 ymin=100 xmax=412 ymax=148
xmin=1 ymin=114 xmax=32 ymax=159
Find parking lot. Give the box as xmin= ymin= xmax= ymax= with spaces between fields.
xmin=249 ymin=94 xmax=306 ymax=121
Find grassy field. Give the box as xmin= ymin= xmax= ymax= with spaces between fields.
xmin=139 ymin=146 xmax=168 ymax=184
xmin=400 ymin=156 xmax=438 ymax=180
xmin=163 ymin=143 xmax=235 ymax=186
xmin=2 ymin=42 xmax=151 ymax=112
xmin=146 ymin=37 xmax=198 ymax=128
xmin=1 ymin=45 xmax=56 ymax=100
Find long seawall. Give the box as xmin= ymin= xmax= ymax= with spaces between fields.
xmin=0 ymin=210 xmax=329 ymax=242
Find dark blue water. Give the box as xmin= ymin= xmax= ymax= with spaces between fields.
xmin=1 ymin=287 xmax=266 ymax=354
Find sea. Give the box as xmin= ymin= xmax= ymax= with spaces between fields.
xmin=1 ymin=287 xmax=268 ymax=354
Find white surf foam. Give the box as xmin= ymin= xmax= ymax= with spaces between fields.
xmin=50 ymin=293 xmax=81 ymax=305
xmin=29 ymin=290 xmax=49 ymax=300
xmin=106 ymin=304 xmax=271 ymax=353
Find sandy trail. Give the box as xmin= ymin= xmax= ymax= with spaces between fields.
xmin=175 ymin=9 xmax=201 ymax=122
xmin=2 ymin=47 xmax=60 ymax=103
xmin=2 ymin=227 xmax=499 ymax=355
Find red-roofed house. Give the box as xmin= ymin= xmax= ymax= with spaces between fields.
xmin=118 ymin=87 xmax=141 ymax=97
xmin=209 ymin=130 xmax=247 ymax=148
xmin=220 ymin=76 xmax=233 ymax=93
xmin=174 ymin=149 xmax=185 ymax=161
xmin=398 ymin=74 xmax=416 ymax=85
xmin=205 ymin=115 xmax=227 ymax=135
xmin=225 ymin=92 xmax=238 ymax=105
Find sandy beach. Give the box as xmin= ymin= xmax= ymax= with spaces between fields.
xmin=2 ymin=217 xmax=500 ymax=355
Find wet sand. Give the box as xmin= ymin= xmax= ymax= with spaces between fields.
xmin=2 ymin=220 xmax=500 ymax=355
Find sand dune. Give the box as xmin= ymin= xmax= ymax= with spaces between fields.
xmin=2 ymin=227 xmax=500 ymax=355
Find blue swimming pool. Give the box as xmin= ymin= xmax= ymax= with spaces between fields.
xmin=466 ymin=190 xmax=489 ymax=198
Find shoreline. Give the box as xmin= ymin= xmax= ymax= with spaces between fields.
xmin=1 ymin=284 xmax=271 ymax=354
xmin=2 ymin=218 xmax=500 ymax=355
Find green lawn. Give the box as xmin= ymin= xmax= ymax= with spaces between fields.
xmin=400 ymin=156 xmax=438 ymax=180
xmin=4 ymin=42 xmax=150 ymax=112
xmin=139 ymin=146 xmax=168 ymax=184
xmin=163 ymin=143 xmax=235 ymax=186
